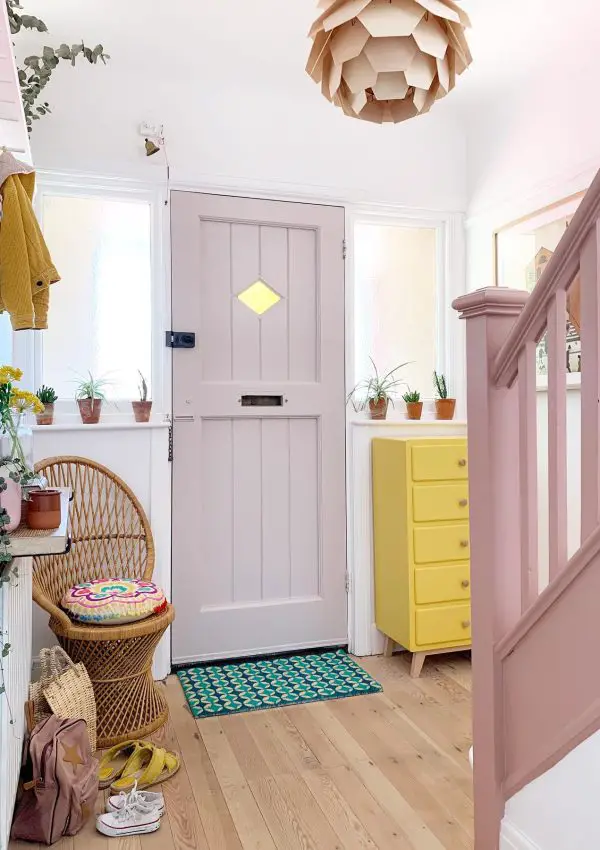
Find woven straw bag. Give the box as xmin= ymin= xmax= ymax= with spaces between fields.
xmin=28 ymin=646 xmax=97 ymax=751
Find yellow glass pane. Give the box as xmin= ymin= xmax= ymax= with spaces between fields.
xmin=237 ymin=280 xmax=281 ymax=316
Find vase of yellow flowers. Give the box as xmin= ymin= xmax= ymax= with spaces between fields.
xmin=0 ymin=366 xmax=43 ymax=531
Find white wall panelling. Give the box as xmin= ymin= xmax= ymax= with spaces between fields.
xmin=0 ymin=560 xmax=33 ymax=850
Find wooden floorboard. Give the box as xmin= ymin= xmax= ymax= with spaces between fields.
xmin=9 ymin=654 xmax=472 ymax=850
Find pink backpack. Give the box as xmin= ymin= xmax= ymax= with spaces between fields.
xmin=11 ymin=715 xmax=99 ymax=845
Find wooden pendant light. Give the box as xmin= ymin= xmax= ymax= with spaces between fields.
xmin=306 ymin=0 xmax=472 ymax=123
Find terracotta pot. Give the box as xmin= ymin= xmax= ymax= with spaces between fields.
xmin=0 ymin=474 xmax=22 ymax=532
xmin=77 ymin=398 xmax=102 ymax=424
xmin=369 ymin=398 xmax=388 ymax=420
xmin=435 ymin=398 xmax=456 ymax=421
xmin=132 ymin=400 xmax=152 ymax=423
xmin=27 ymin=488 xmax=61 ymax=530
xmin=36 ymin=403 xmax=54 ymax=426
xmin=405 ymin=401 xmax=423 ymax=421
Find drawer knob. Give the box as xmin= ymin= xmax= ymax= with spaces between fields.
xmin=462 ymin=620 xmax=471 ymax=629
xmin=458 ymin=458 xmax=467 ymax=467
xmin=460 ymin=539 xmax=469 ymax=548
xmin=459 ymin=499 xmax=468 ymax=507
xmin=461 ymin=579 xmax=470 ymax=588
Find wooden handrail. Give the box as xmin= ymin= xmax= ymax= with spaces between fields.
xmin=493 ymin=167 xmax=600 ymax=388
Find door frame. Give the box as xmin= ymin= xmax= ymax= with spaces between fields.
xmin=167 ymin=178 xmax=466 ymax=664
xmin=19 ymin=170 xmax=465 ymax=676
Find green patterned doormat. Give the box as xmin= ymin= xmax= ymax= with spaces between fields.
xmin=177 ymin=649 xmax=382 ymax=718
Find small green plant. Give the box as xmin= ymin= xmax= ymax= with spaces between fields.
xmin=36 ymin=385 xmax=57 ymax=405
xmin=347 ymin=358 xmax=409 ymax=411
xmin=138 ymin=370 xmax=148 ymax=403
xmin=433 ymin=372 xmax=449 ymax=399
xmin=74 ymin=372 xmax=110 ymax=401
xmin=402 ymin=389 xmax=421 ymax=403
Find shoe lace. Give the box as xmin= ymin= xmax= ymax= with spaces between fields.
xmin=114 ymin=782 xmax=151 ymax=823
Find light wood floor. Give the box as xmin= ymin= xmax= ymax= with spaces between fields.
xmin=11 ymin=653 xmax=473 ymax=850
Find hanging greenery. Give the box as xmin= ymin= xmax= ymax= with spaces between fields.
xmin=5 ymin=0 xmax=109 ymax=132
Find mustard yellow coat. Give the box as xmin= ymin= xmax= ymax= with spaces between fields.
xmin=0 ymin=171 xmax=60 ymax=330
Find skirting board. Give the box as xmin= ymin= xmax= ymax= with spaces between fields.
xmin=501 ymin=821 xmax=542 ymax=850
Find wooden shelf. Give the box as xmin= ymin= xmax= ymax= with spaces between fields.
xmin=9 ymin=488 xmax=71 ymax=558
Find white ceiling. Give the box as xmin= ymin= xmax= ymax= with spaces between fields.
xmin=13 ymin=0 xmax=599 ymax=208
xmin=17 ymin=0 xmax=589 ymax=116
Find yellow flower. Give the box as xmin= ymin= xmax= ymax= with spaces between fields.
xmin=0 ymin=365 xmax=23 ymax=385
xmin=10 ymin=388 xmax=44 ymax=414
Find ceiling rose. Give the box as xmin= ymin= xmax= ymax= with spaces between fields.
xmin=306 ymin=0 xmax=472 ymax=123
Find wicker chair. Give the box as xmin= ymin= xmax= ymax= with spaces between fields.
xmin=32 ymin=457 xmax=174 ymax=749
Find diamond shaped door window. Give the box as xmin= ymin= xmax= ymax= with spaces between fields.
xmin=237 ymin=280 xmax=282 ymax=316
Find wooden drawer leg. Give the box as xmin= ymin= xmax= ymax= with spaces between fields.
xmin=410 ymin=652 xmax=427 ymax=678
xmin=384 ymin=636 xmax=395 ymax=657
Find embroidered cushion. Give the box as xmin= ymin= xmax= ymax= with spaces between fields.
xmin=61 ymin=578 xmax=167 ymax=625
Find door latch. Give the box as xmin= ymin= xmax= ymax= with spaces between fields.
xmin=166 ymin=331 xmax=195 ymax=349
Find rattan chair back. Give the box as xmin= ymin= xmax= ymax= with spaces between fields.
xmin=33 ymin=456 xmax=155 ymax=608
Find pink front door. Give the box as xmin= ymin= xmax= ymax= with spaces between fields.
xmin=170 ymin=192 xmax=347 ymax=663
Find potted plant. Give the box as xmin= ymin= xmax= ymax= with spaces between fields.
xmin=434 ymin=372 xmax=456 ymax=420
xmin=402 ymin=389 xmax=423 ymax=420
xmin=75 ymin=373 xmax=109 ymax=424
xmin=347 ymin=359 xmax=409 ymax=421
xmin=132 ymin=371 xmax=152 ymax=423
xmin=35 ymin=385 xmax=58 ymax=425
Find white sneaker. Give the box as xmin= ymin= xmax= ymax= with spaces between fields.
xmin=96 ymin=790 xmax=161 ymax=837
xmin=107 ymin=787 xmax=165 ymax=817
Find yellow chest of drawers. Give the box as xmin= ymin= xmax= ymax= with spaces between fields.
xmin=372 ymin=437 xmax=471 ymax=677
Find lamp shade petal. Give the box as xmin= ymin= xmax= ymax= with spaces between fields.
xmin=358 ymin=0 xmax=425 ymax=37
xmin=307 ymin=0 xmax=471 ymax=123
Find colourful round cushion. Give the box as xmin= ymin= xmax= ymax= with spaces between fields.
xmin=61 ymin=578 xmax=167 ymax=625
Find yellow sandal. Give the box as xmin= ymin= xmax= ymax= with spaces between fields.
xmin=110 ymin=742 xmax=180 ymax=793
xmin=98 ymin=740 xmax=143 ymax=789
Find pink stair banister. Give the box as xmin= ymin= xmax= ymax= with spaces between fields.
xmin=454 ymin=166 xmax=600 ymax=850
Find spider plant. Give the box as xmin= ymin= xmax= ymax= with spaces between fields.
xmin=347 ymin=359 xmax=409 ymax=419
xmin=74 ymin=372 xmax=110 ymax=424
xmin=74 ymin=372 xmax=110 ymax=401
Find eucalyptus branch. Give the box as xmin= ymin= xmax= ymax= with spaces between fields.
xmin=5 ymin=0 xmax=109 ymax=132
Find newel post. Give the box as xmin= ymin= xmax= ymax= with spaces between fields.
xmin=453 ymin=287 xmax=529 ymax=850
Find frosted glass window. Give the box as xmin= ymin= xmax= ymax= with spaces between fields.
xmin=354 ymin=223 xmax=437 ymax=398
xmin=41 ymin=195 xmax=152 ymax=400
xmin=237 ymin=279 xmax=281 ymax=316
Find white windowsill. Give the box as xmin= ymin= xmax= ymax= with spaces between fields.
xmin=350 ymin=418 xmax=468 ymax=426
xmin=32 ymin=420 xmax=170 ymax=432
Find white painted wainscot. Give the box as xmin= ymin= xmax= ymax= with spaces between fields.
xmin=0 ymin=560 xmax=32 ymax=850
xmin=31 ymin=420 xmax=172 ymax=679
xmin=0 ymin=500 xmax=71 ymax=850
xmin=347 ymin=415 xmax=468 ymax=657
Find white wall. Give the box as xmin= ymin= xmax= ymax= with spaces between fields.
xmin=13 ymin=0 xmax=467 ymax=211
xmin=501 ymin=730 xmax=600 ymax=850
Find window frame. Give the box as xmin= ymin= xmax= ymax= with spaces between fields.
xmin=13 ymin=173 xmax=170 ymax=421
xmin=345 ymin=207 xmax=464 ymax=414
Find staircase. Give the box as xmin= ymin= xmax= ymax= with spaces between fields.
xmin=454 ymin=168 xmax=600 ymax=849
